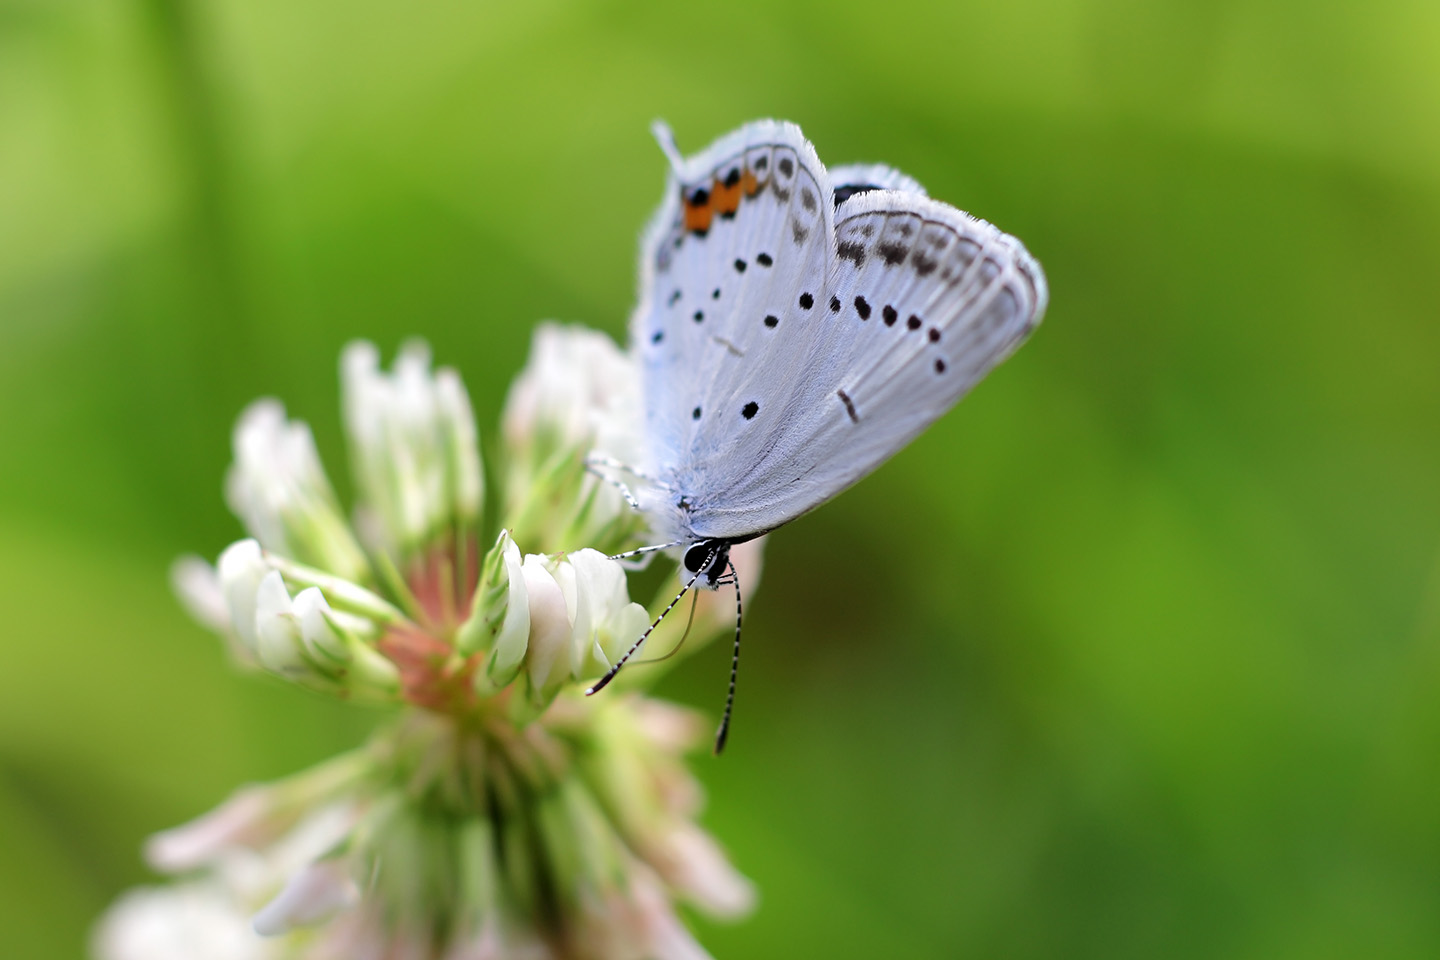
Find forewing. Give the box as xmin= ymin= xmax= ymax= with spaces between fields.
xmin=631 ymin=121 xmax=833 ymax=502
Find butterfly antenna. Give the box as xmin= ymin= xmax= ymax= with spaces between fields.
xmin=587 ymin=561 xmax=705 ymax=696
xmin=713 ymin=558 xmax=742 ymax=755
xmin=651 ymin=120 xmax=684 ymax=175
xmin=633 ymin=589 xmax=700 ymax=665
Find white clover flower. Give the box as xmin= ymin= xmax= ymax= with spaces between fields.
xmin=501 ymin=324 xmax=646 ymax=555
xmin=517 ymin=549 xmax=652 ymax=706
xmin=100 ymin=334 xmax=757 ymax=960
xmin=226 ymin=400 xmax=371 ymax=584
xmin=501 ymin=324 xmax=642 ymax=463
xmin=342 ymin=340 xmax=483 ymax=562
xmin=565 ymin=548 xmax=651 ymax=679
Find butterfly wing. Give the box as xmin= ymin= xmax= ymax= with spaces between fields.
xmin=633 ymin=125 xmax=1047 ymax=543
xmin=632 ymin=121 xmax=834 ymax=537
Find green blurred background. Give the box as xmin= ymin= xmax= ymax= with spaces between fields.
xmin=3 ymin=0 xmax=1440 ymax=956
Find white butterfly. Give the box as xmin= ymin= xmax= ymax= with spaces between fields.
xmin=588 ymin=120 xmax=1048 ymax=750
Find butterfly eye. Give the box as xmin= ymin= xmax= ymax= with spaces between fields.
xmin=683 ymin=543 xmax=709 ymax=573
xmin=683 ymin=541 xmax=728 ymax=576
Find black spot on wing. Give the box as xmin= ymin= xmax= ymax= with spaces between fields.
xmin=799 ymin=292 xmax=814 ymax=310
xmin=854 ymin=296 xmax=871 ymax=320
xmin=838 ymin=241 xmax=865 ymax=265
xmin=756 ymin=252 xmax=773 ymax=267
xmin=878 ymin=241 xmax=907 ymax=265
xmin=742 ymin=401 xmax=759 ymax=420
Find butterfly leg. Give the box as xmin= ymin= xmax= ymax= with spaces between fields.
xmin=585 ymin=454 xmax=662 ymax=507
xmin=584 ymin=463 xmax=643 ymax=512
xmin=584 ymin=453 xmax=655 ymax=481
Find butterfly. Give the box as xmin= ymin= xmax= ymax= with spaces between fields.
xmin=587 ymin=120 xmax=1048 ymax=751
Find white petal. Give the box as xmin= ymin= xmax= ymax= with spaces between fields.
xmin=630 ymin=872 xmax=716 ymax=960
xmin=170 ymin=555 xmax=230 ymax=634
xmin=251 ymin=859 xmax=359 ymax=936
xmin=486 ymin=535 xmax=530 ymax=682
xmin=596 ymin=602 xmax=649 ymax=670
xmin=437 ymin=369 xmax=483 ymax=525
xmin=522 ymin=555 xmax=572 ymax=692
xmin=217 ymin=540 xmax=268 ymax=650
xmin=262 ymin=552 xmax=404 ymax=625
xmin=292 ymin=587 xmax=349 ymax=662
xmin=145 ymin=787 xmax=272 ymax=873
xmin=568 ymin=549 xmax=633 ymax=670
xmin=656 ymin=825 xmax=756 ymax=918
xmin=253 ymin=571 xmax=306 ymax=674
xmin=544 ymin=555 xmax=587 ymax=677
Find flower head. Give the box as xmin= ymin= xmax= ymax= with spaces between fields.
xmin=98 ymin=332 xmax=760 ymax=959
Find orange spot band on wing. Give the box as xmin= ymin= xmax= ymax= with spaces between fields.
xmin=683 ymin=189 xmax=714 ymax=233
xmin=712 ymin=176 xmax=743 ymax=216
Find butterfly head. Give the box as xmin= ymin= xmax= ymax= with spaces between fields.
xmin=682 ymin=539 xmax=731 ymax=590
